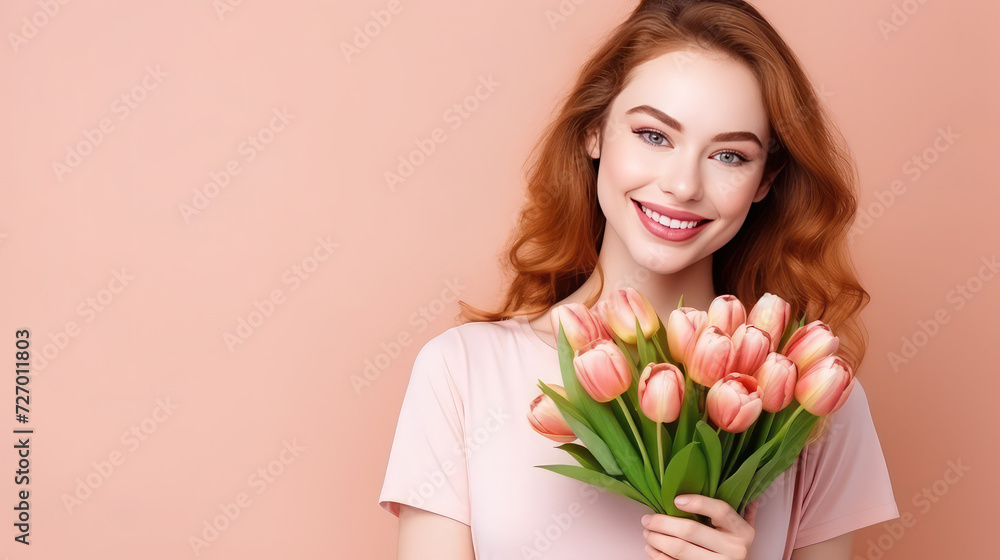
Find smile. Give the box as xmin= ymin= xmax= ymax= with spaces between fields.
xmin=632 ymin=200 xmax=711 ymax=242
xmin=636 ymin=202 xmax=707 ymax=229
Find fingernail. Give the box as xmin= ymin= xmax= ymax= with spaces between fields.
xmin=641 ymin=514 xmax=650 ymax=526
xmin=674 ymin=496 xmax=689 ymax=506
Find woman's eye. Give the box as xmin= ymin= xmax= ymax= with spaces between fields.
xmin=714 ymin=151 xmax=749 ymax=166
xmin=636 ymin=129 xmax=668 ymax=147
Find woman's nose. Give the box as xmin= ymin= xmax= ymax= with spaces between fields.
xmin=658 ymin=153 xmax=703 ymax=202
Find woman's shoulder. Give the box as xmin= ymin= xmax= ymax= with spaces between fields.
xmin=414 ymin=317 xmax=528 ymax=364
xmin=814 ymin=377 xmax=874 ymax=439
xmin=799 ymin=377 xmax=885 ymax=463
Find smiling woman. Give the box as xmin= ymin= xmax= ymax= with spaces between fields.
xmin=377 ymin=1 xmax=899 ymax=559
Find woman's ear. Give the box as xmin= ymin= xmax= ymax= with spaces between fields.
xmin=586 ymin=128 xmax=601 ymax=159
xmin=752 ymin=162 xmax=784 ymax=203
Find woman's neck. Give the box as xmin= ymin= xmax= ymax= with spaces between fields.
xmin=540 ymin=228 xmax=719 ymax=322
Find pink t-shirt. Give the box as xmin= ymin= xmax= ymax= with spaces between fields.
xmin=378 ymin=316 xmax=899 ymax=559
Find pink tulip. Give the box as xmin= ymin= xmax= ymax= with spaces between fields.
xmin=527 ymin=385 xmax=577 ymax=443
xmin=706 ymin=373 xmax=764 ymax=433
xmin=572 ymin=339 xmax=633 ymax=403
xmin=604 ymin=288 xmax=660 ymax=344
xmin=548 ymin=303 xmax=610 ymax=351
xmin=666 ymin=306 xmax=708 ymax=364
xmin=685 ymin=326 xmax=733 ymax=388
xmin=726 ymin=324 xmax=771 ymax=376
xmin=782 ymin=320 xmax=840 ymax=375
xmin=707 ymin=294 xmax=746 ymax=337
xmin=794 ymin=355 xmax=855 ymax=415
xmin=746 ymin=292 xmax=791 ymax=352
xmin=637 ymin=363 xmax=685 ymax=423
xmin=752 ymin=352 xmax=797 ymax=412
xmin=591 ymin=299 xmax=613 ymax=339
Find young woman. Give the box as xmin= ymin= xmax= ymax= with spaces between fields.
xmin=379 ymin=1 xmax=899 ymax=558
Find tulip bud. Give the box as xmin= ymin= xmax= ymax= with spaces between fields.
xmin=707 ymin=294 xmax=746 ymax=337
xmin=686 ymin=326 xmax=733 ymax=388
xmin=726 ymin=324 xmax=771 ymax=376
xmin=752 ymin=352 xmax=797 ymax=412
xmin=527 ymin=385 xmax=577 ymax=443
xmin=794 ymin=355 xmax=855 ymax=415
xmin=572 ymin=339 xmax=633 ymax=403
xmin=549 ymin=303 xmax=610 ymax=351
xmin=592 ymin=299 xmax=613 ymax=339
xmin=604 ymin=288 xmax=660 ymax=344
xmin=746 ymin=293 xmax=791 ymax=353
xmin=782 ymin=320 xmax=840 ymax=375
xmin=706 ymin=373 xmax=763 ymax=433
xmin=638 ymin=363 xmax=685 ymax=423
xmin=666 ymin=307 xmax=708 ymax=364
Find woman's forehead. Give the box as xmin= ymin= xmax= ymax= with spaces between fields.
xmin=611 ymin=49 xmax=770 ymax=140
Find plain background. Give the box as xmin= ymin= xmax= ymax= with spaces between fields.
xmin=1 ymin=0 xmax=996 ymax=558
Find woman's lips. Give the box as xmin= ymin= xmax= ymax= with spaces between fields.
xmin=633 ymin=198 xmax=709 ymax=222
xmin=633 ymin=199 xmax=711 ymax=242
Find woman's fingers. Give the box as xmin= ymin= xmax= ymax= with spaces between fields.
xmin=642 ymin=513 xmax=720 ymax=552
xmin=674 ymin=495 xmax=754 ymax=538
xmin=644 ymin=543 xmax=678 ymax=559
xmin=743 ymin=500 xmax=758 ymax=530
xmin=642 ymin=524 xmax=716 ymax=560
xmin=641 ymin=495 xmax=757 ymax=559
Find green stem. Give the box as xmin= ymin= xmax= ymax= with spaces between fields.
xmin=615 ymin=396 xmax=652 ymax=468
xmin=722 ymin=426 xmax=750 ymax=481
xmin=766 ymin=405 xmax=805 ymax=445
xmin=718 ymin=427 xmax=734 ymax=468
xmin=751 ymin=411 xmax=775 ymax=451
xmin=656 ymin=421 xmax=664 ymax=479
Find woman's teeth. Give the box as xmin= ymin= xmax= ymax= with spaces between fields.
xmin=640 ymin=204 xmax=703 ymax=229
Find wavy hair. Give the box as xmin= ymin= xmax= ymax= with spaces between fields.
xmin=457 ymin=0 xmax=869 ymax=444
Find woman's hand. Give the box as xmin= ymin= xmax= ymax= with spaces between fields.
xmin=641 ymin=495 xmax=758 ymax=559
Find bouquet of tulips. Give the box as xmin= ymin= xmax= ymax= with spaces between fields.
xmin=526 ymin=289 xmax=855 ymax=524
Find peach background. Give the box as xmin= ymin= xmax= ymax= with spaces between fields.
xmin=0 ymin=0 xmax=996 ymax=558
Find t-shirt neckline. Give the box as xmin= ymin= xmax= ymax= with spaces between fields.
xmin=513 ymin=315 xmax=558 ymax=354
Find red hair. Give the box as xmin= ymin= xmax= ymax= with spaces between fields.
xmin=458 ymin=0 xmax=869 ymax=442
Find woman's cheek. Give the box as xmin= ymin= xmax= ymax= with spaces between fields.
xmin=609 ymin=150 xmax=656 ymax=192
xmin=712 ymin=168 xmax=761 ymax=204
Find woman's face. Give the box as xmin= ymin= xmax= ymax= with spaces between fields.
xmin=589 ymin=48 xmax=777 ymax=275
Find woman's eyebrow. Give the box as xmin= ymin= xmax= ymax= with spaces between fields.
xmin=625 ymin=104 xmax=762 ymax=148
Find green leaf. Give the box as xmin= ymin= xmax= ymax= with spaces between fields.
xmin=743 ymin=410 xmax=819 ymax=507
xmin=653 ymin=314 xmax=673 ymax=364
xmin=693 ymin=421 xmax=722 ymax=497
xmin=722 ymin=423 xmax=754 ymax=481
xmin=715 ymin=433 xmax=781 ymax=511
xmin=749 ymin=411 xmax=775 ymax=455
xmin=777 ymin=313 xmax=805 ymax=353
xmin=556 ymin=322 xmax=658 ymax=506
xmin=671 ymin=376 xmax=699 ymax=456
xmin=537 ymin=464 xmax=657 ymax=512
xmin=538 ymin=381 xmax=623 ymax=476
xmin=658 ymin=422 xmax=673 ymax=472
xmin=637 ymin=318 xmax=654 ymax=370
xmin=622 ymin=379 xmax=662 ymax=485
xmin=642 ymin=457 xmax=665 ymax=512
xmin=536 ymin=379 xmax=589 ymax=426
xmin=660 ymin=441 xmax=708 ymax=519
xmin=555 ymin=442 xmax=604 ymax=473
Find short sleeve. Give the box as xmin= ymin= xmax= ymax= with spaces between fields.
xmin=377 ymin=330 xmax=471 ymax=526
xmin=792 ymin=379 xmax=900 ymax=548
